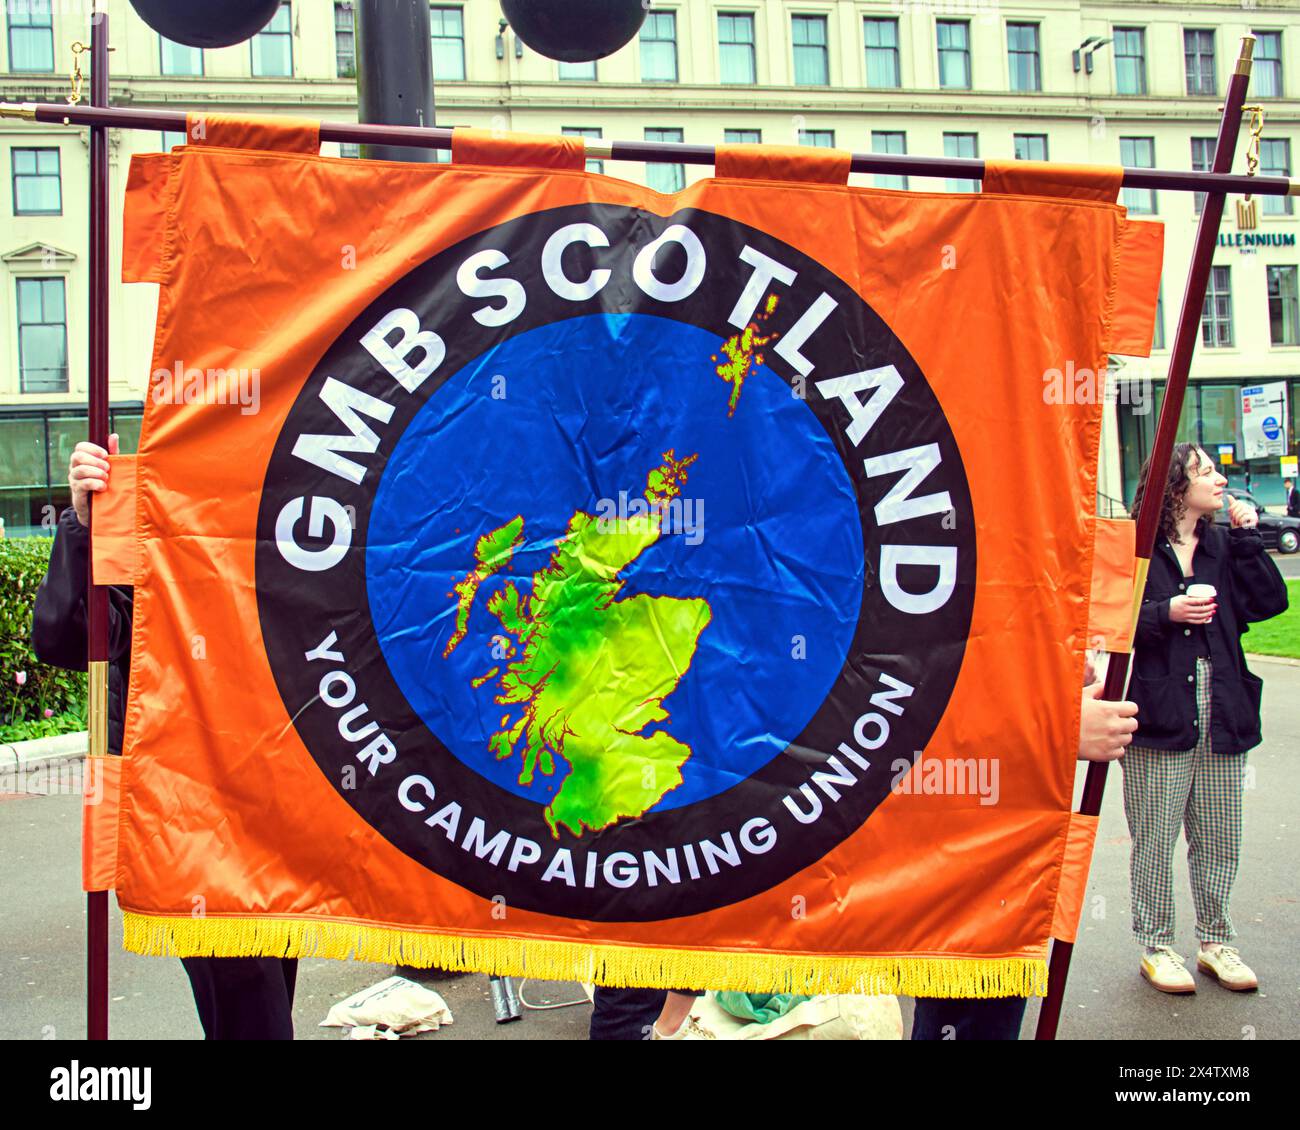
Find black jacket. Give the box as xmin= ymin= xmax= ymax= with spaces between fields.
xmin=1288 ymin=486 xmax=1300 ymax=519
xmin=1132 ymin=522 xmax=1288 ymax=754
xmin=31 ymin=507 xmax=134 ymax=755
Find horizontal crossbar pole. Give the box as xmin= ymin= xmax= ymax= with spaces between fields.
xmin=2 ymin=101 xmax=1294 ymax=197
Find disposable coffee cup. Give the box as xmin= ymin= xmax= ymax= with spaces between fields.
xmin=1187 ymin=584 xmax=1216 ymax=601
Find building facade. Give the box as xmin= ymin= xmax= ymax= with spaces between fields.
xmin=2 ymin=0 xmax=1297 ymax=535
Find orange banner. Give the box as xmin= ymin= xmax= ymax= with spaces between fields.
xmin=98 ymin=130 xmax=1156 ymax=998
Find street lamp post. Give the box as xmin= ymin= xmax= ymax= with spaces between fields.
xmin=355 ymin=0 xmax=436 ymax=164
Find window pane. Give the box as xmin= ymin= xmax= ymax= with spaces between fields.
xmin=944 ymin=133 xmax=979 ymax=191
xmin=558 ymin=60 xmax=596 ymax=80
xmin=1254 ymin=31 xmax=1283 ymax=97
xmin=871 ymin=131 xmax=907 ymax=190
xmin=1200 ymin=266 xmax=1232 ymax=347
xmin=1261 ymin=138 xmax=1293 ymax=215
xmin=160 ymin=37 xmax=203 ymax=76
xmin=1190 ymin=136 xmax=1214 ymax=213
xmin=642 ymin=12 xmax=678 ymax=81
xmin=1268 ymin=266 xmax=1299 ymax=346
xmin=1114 ymin=27 xmax=1146 ymax=95
xmin=937 ymin=20 xmax=971 ymax=89
xmin=1120 ymin=137 xmax=1156 ymax=214
xmin=13 ymin=147 xmax=60 ymax=215
xmin=335 ymin=3 xmax=356 ymax=78
xmin=793 ymin=16 xmax=828 ymax=85
xmin=1185 ymin=29 xmax=1216 ymax=95
xmin=799 ymin=130 xmax=834 ymax=148
xmin=17 ymin=276 xmax=69 ymax=393
xmin=645 ymin=129 xmax=684 ymax=192
xmin=251 ymin=4 xmax=293 ymax=77
xmin=719 ymin=13 xmax=755 ymax=84
xmin=1014 ymin=134 xmax=1047 ymax=161
xmin=1007 ymin=23 xmax=1040 ymax=92
xmin=725 ymin=129 xmax=761 ymax=145
xmin=864 ymin=19 xmax=899 ymax=88
xmin=16 ymin=279 xmax=43 ymax=324
xmin=9 ymin=1 xmax=55 ymax=73
xmin=430 ymin=6 xmax=465 ymax=80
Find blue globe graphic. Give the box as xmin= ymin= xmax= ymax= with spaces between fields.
xmin=366 ymin=312 xmax=864 ymax=812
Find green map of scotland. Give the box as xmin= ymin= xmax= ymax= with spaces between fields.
xmin=442 ymin=451 xmax=713 ymax=838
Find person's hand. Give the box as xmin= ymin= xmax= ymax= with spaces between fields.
xmin=1077 ymin=682 xmax=1138 ymax=762
xmin=69 ymin=433 xmax=118 ymax=528
xmin=1168 ymin=594 xmax=1216 ymax=624
xmin=1227 ymin=495 xmax=1258 ymax=529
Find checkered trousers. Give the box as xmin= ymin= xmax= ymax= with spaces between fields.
xmin=1121 ymin=657 xmax=1246 ymax=948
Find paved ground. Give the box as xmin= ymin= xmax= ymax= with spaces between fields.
xmin=2 ymin=663 xmax=1296 ymax=1042
xmin=1270 ymin=550 xmax=1299 ymax=579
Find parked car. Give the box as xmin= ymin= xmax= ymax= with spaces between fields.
xmin=1216 ymin=491 xmax=1300 ymax=554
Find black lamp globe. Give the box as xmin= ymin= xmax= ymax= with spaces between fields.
xmin=500 ymin=0 xmax=647 ymax=63
xmin=127 ymin=0 xmax=283 ymax=49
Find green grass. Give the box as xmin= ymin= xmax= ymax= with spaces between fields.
xmin=1245 ymin=579 xmax=1300 ymax=659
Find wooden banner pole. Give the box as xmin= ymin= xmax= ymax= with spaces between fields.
xmin=1035 ymin=34 xmax=1257 ymax=1041
xmin=86 ymin=4 xmax=111 ymax=1042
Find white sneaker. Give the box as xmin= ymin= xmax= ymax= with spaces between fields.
xmin=1140 ymin=947 xmax=1196 ymax=993
xmin=651 ymin=1016 xmax=718 ymax=1040
xmin=1196 ymin=944 xmax=1258 ymax=992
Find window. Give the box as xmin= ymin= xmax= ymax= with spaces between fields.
xmin=1184 ymin=29 xmax=1216 ymax=96
xmin=792 ymin=15 xmax=828 ymax=86
xmin=562 ymin=127 xmax=603 ymax=175
xmin=799 ymin=129 xmax=835 ymax=149
xmin=7 ymin=0 xmax=53 ymax=72
xmin=645 ymin=128 xmax=684 ymax=193
xmin=725 ymin=129 xmax=761 ymax=145
xmin=339 ymin=142 xmax=361 ymax=159
xmin=1152 ymin=286 xmax=1165 ymax=351
xmin=335 ymin=3 xmax=355 ymax=78
xmin=718 ymin=13 xmax=755 ymax=84
xmin=1113 ymin=27 xmax=1146 ymax=95
xmin=1260 ymin=138 xmax=1293 ymax=216
xmin=1201 ymin=265 xmax=1232 ymax=348
xmin=1254 ymin=30 xmax=1283 ymax=97
xmin=1268 ymin=266 xmax=1299 ymax=346
xmin=160 ymin=36 xmax=203 ymax=76
xmin=12 ymin=148 xmax=61 ymax=215
xmin=1120 ymin=137 xmax=1156 ymax=214
xmin=871 ymin=131 xmax=907 ymax=191
xmin=16 ymin=278 xmax=68 ymax=394
xmin=944 ymin=132 xmax=979 ymax=192
xmin=864 ymin=18 xmax=900 ymax=89
xmin=251 ymin=2 xmax=293 ymax=77
xmin=1007 ymin=23 xmax=1041 ymax=93
xmin=1191 ymin=136 xmax=1214 ymax=214
xmin=641 ymin=11 xmax=678 ymax=82
xmin=430 ymin=6 xmax=465 ymax=80
xmin=558 ymin=60 xmax=596 ymax=80
xmin=160 ymin=130 xmax=188 ymax=151
xmin=936 ymin=20 xmax=971 ymax=90
xmin=1014 ymin=134 xmax=1048 ymax=161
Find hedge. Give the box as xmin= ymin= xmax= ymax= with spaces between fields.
xmin=0 ymin=534 xmax=87 ymax=734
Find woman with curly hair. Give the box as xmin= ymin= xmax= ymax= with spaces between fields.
xmin=1125 ymin=443 xmax=1287 ymax=994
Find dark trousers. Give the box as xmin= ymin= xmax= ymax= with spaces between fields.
xmin=180 ymin=956 xmax=298 ymax=1040
xmin=910 ymin=996 xmax=1027 ymax=1040
xmin=589 ymin=987 xmax=703 ymax=1041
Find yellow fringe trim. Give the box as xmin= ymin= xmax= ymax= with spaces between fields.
xmin=122 ymin=912 xmax=1047 ymax=998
